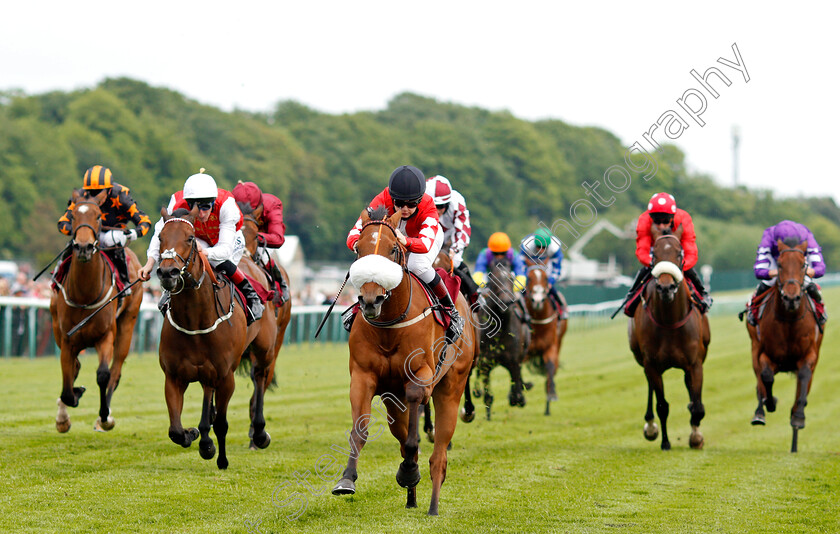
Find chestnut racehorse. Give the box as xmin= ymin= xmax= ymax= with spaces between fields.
xmin=747 ymin=238 xmax=824 ymax=452
xmin=155 ymin=206 xmax=276 ymax=469
xmin=524 ymin=263 xmax=568 ymax=416
xmin=331 ymin=206 xmax=475 ymax=515
xmin=239 ymin=202 xmax=292 ymax=449
xmin=629 ymin=225 xmax=710 ymax=450
xmin=474 ymin=255 xmax=532 ymax=420
xmin=51 ymin=189 xmax=142 ymax=433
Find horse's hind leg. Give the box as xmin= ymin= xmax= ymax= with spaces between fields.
xmin=544 ymin=344 xmax=560 ymax=416
xmin=460 ymin=369 xmax=476 ymax=423
xmin=643 ymin=382 xmax=659 ymax=441
xmin=213 ymin=372 xmax=236 ymax=470
xmin=684 ymin=363 xmax=705 ymax=449
xmin=249 ymin=355 xmax=272 ymax=450
xmin=428 ymin=385 xmax=461 ymax=516
xmin=644 ymin=367 xmax=670 ymax=450
xmin=423 ymin=403 xmax=435 ymax=443
xmin=164 ymin=375 xmax=197 ymax=448
xmin=198 ymin=385 xmax=217 ymax=460
xmin=791 ymin=360 xmax=815 ymax=430
xmin=102 ymin=305 xmax=139 ymax=429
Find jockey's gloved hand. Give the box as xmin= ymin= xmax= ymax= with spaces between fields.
xmin=124 ymin=229 xmax=138 ymax=243
xmin=100 ymin=229 xmax=128 ymax=248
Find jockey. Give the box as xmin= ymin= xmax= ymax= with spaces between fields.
xmin=473 ymin=232 xmax=530 ymax=322
xmin=624 ymin=192 xmax=712 ymax=316
xmin=520 ymin=228 xmax=567 ymax=316
xmin=137 ymin=170 xmax=264 ymax=325
xmin=346 ymin=165 xmax=464 ymax=342
xmin=57 ymin=165 xmax=152 ymax=295
xmin=746 ymin=220 xmax=826 ymax=326
xmin=425 ymin=174 xmax=480 ymax=304
xmin=232 ymin=180 xmax=290 ymax=304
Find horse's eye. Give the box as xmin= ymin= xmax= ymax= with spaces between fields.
xmin=187 ymin=235 xmax=194 ymax=243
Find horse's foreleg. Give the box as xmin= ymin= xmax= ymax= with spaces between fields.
xmin=504 ymin=359 xmax=527 ymax=408
xmin=213 ymin=372 xmax=236 ymax=470
xmin=56 ymin=344 xmax=84 ymax=432
xmin=544 ymin=344 xmax=560 ymax=416
xmin=643 ymin=382 xmax=658 ymax=441
xmin=93 ymin=332 xmax=116 ymax=431
xmin=791 ymin=361 xmax=814 ymax=430
xmin=164 ymin=375 xmax=196 ymax=448
xmin=644 ymin=367 xmax=670 ymax=450
xmin=684 ymin=362 xmax=705 ymax=449
xmin=396 ymin=382 xmax=425 ymax=496
xmin=332 ymin=374 xmax=376 ymax=496
xmin=198 ymin=385 xmax=216 ymax=460
xmin=249 ymin=357 xmax=272 ymax=450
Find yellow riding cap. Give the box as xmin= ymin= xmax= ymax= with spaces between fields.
xmin=83 ymin=165 xmax=113 ymax=190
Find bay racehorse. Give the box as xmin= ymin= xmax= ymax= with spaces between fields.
xmin=239 ymin=202 xmax=293 ymax=448
xmin=51 ymin=189 xmax=143 ymax=433
xmin=331 ymin=206 xmax=475 ymax=515
xmin=747 ymin=238 xmax=824 ymax=452
xmin=155 ymin=206 xmax=277 ymax=469
xmin=524 ymin=262 xmax=568 ymax=416
xmin=628 ymin=224 xmax=710 ymax=450
xmin=475 ymin=255 xmax=532 ymax=420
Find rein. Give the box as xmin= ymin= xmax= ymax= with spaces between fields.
xmin=55 ymin=251 xmax=117 ymax=309
xmin=641 ymin=282 xmax=695 ymax=329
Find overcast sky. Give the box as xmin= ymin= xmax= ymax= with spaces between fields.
xmin=3 ymin=1 xmax=838 ymax=205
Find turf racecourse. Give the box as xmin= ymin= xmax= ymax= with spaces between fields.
xmin=2 ymin=290 xmax=840 ymax=533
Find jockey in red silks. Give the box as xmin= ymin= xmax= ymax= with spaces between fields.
xmin=138 ymin=170 xmax=264 ymax=325
xmin=623 ymin=192 xmax=712 ymax=316
xmin=346 ymin=165 xmax=464 ymax=342
xmin=232 ymin=180 xmax=290 ymax=303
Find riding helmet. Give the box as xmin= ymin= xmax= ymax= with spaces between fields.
xmin=388 ymin=165 xmax=426 ymax=201
xmin=83 ymin=165 xmax=113 ymax=190
xmin=648 ymin=192 xmax=677 ymax=214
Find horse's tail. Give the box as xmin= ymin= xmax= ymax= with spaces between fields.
xmin=526 ymin=353 xmax=547 ymax=376
xmin=236 ymin=354 xmax=279 ymax=390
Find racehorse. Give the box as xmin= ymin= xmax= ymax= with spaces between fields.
xmin=238 ymin=202 xmax=293 ymax=449
xmin=747 ymin=238 xmax=824 ymax=452
xmin=523 ymin=262 xmax=568 ymax=416
xmin=331 ymin=206 xmax=475 ymax=515
xmin=155 ymin=206 xmax=277 ymax=469
xmin=628 ymin=224 xmax=710 ymax=450
xmin=474 ymin=255 xmax=531 ymax=420
xmin=51 ymin=189 xmax=143 ymax=433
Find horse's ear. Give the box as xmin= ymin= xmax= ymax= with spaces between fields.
xmin=360 ymin=209 xmax=371 ymax=224
xmin=650 ymin=224 xmax=662 ymax=240
xmin=673 ymin=223 xmax=684 ymax=240
xmin=93 ymin=189 xmax=109 ymax=206
xmin=777 ymin=238 xmax=789 ymax=251
xmin=797 ymin=239 xmax=808 ymax=252
xmin=190 ymin=204 xmax=200 ymax=218
xmin=161 ymin=206 xmax=170 ymax=221
xmin=389 ymin=211 xmax=402 ymax=228
xmin=253 ymin=203 xmax=264 ymax=220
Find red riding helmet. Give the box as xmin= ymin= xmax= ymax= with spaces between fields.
xmin=648 ymin=192 xmax=677 ymax=214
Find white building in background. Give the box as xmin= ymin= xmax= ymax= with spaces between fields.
xmin=270 ymin=235 xmax=304 ymax=292
xmin=562 ymin=219 xmax=633 ymax=285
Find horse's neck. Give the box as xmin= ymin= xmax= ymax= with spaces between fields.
xmin=66 ymin=252 xmax=109 ymax=301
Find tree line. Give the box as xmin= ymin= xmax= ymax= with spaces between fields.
xmin=1 ymin=77 xmax=838 ymax=274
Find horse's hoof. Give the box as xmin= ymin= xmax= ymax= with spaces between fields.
xmin=253 ymin=431 xmax=271 ymax=449
xmin=56 ymin=419 xmax=71 ymax=433
xmin=396 ymin=463 xmax=421 ymax=489
xmin=217 ymin=456 xmax=228 ymax=470
xmin=332 ymin=478 xmax=356 ymax=495
xmin=766 ymin=396 xmax=778 ymax=412
xmin=751 ymin=414 xmax=766 ymax=426
xmin=547 ymin=392 xmax=558 ymax=402
xmin=524 ymin=382 xmax=534 ymax=390
xmin=689 ymin=428 xmax=704 ymax=449
xmin=459 ymin=407 xmax=475 ymax=423
xmin=791 ymin=416 xmax=805 ymax=430
xmin=248 ymin=440 xmax=258 ymax=451
xmin=661 ymin=441 xmax=671 ymax=451
xmin=643 ymin=421 xmax=659 ymax=441
xmin=56 ymin=399 xmax=71 ymax=433
xmin=425 ymin=429 xmax=435 ymax=444
xmin=94 ymin=415 xmax=115 ymax=432
xmin=200 ymin=442 xmax=216 ymax=460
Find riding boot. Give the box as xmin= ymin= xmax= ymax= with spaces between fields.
xmin=685 ymin=267 xmax=713 ymax=313
xmin=231 ymin=269 xmax=264 ymax=326
xmin=454 ymin=262 xmax=480 ymax=306
xmin=516 ymin=297 xmax=532 ymax=324
xmin=806 ymin=282 xmax=827 ymax=325
xmin=548 ymin=286 xmax=568 ymax=319
xmin=270 ymin=261 xmax=290 ymax=304
xmin=431 ymin=274 xmax=464 ymax=342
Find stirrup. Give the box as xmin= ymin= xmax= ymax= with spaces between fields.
xmin=445 ymin=308 xmax=464 ymax=342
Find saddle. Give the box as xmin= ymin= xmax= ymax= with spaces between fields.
xmin=51 ymin=253 xmax=125 ymax=294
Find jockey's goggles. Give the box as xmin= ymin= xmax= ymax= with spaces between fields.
xmin=650 ymin=213 xmax=674 ymax=225
xmin=435 ymin=203 xmax=448 ymax=211
xmin=187 ymin=199 xmax=215 ymax=212
xmin=394 ymin=198 xmax=420 ymax=209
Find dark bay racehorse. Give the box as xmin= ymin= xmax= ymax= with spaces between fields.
xmin=629 ymin=225 xmax=710 ymax=450
xmin=747 ymin=238 xmax=824 ymax=452
xmin=475 ymin=255 xmax=531 ymax=420
xmin=524 ymin=263 xmax=568 ymax=416
xmin=239 ymin=202 xmax=293 ymax=448
xmin=51 ymin=189 xmax=142 ymax=432
xmin=331 ymin=207 xmax=475 ymax=515
xmin=156 ymin=207 xmax=277 ymax=469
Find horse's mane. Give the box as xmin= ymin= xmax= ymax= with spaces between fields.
xmin=367 ymin=205 xmax=389 ymax=221
xmin=171 ymin=208 xmax=192 ymax=218
xmin=237 ymin=201 xmax=255 ymax=215
xmin=782 ymin=236 xmax=803 ymax=248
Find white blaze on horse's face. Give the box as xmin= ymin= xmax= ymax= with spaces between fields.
xmin=77 ymin=205 xmax=90 ymax=215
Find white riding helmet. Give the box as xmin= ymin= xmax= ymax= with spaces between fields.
xmin=426 ymin=175 xmax=452 ymax=205
xmin=183 ymin=171 xmax=218 ymax=199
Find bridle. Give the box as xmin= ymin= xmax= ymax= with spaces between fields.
xmin=645 ymin=233 xmax=693 ymax=329
xmin=651 ymin=234 xmax=684 ymax=271
xmin=159 ymin=218 xmax=207 ymax=295
xmin=71 ymin=200 xmax=103 ymax=254
xmin=776 ymin=247 xmax=806 ymax=295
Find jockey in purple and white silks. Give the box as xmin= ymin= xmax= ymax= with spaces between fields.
xmin=748 ymin=219 xmax=826 ymax=325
